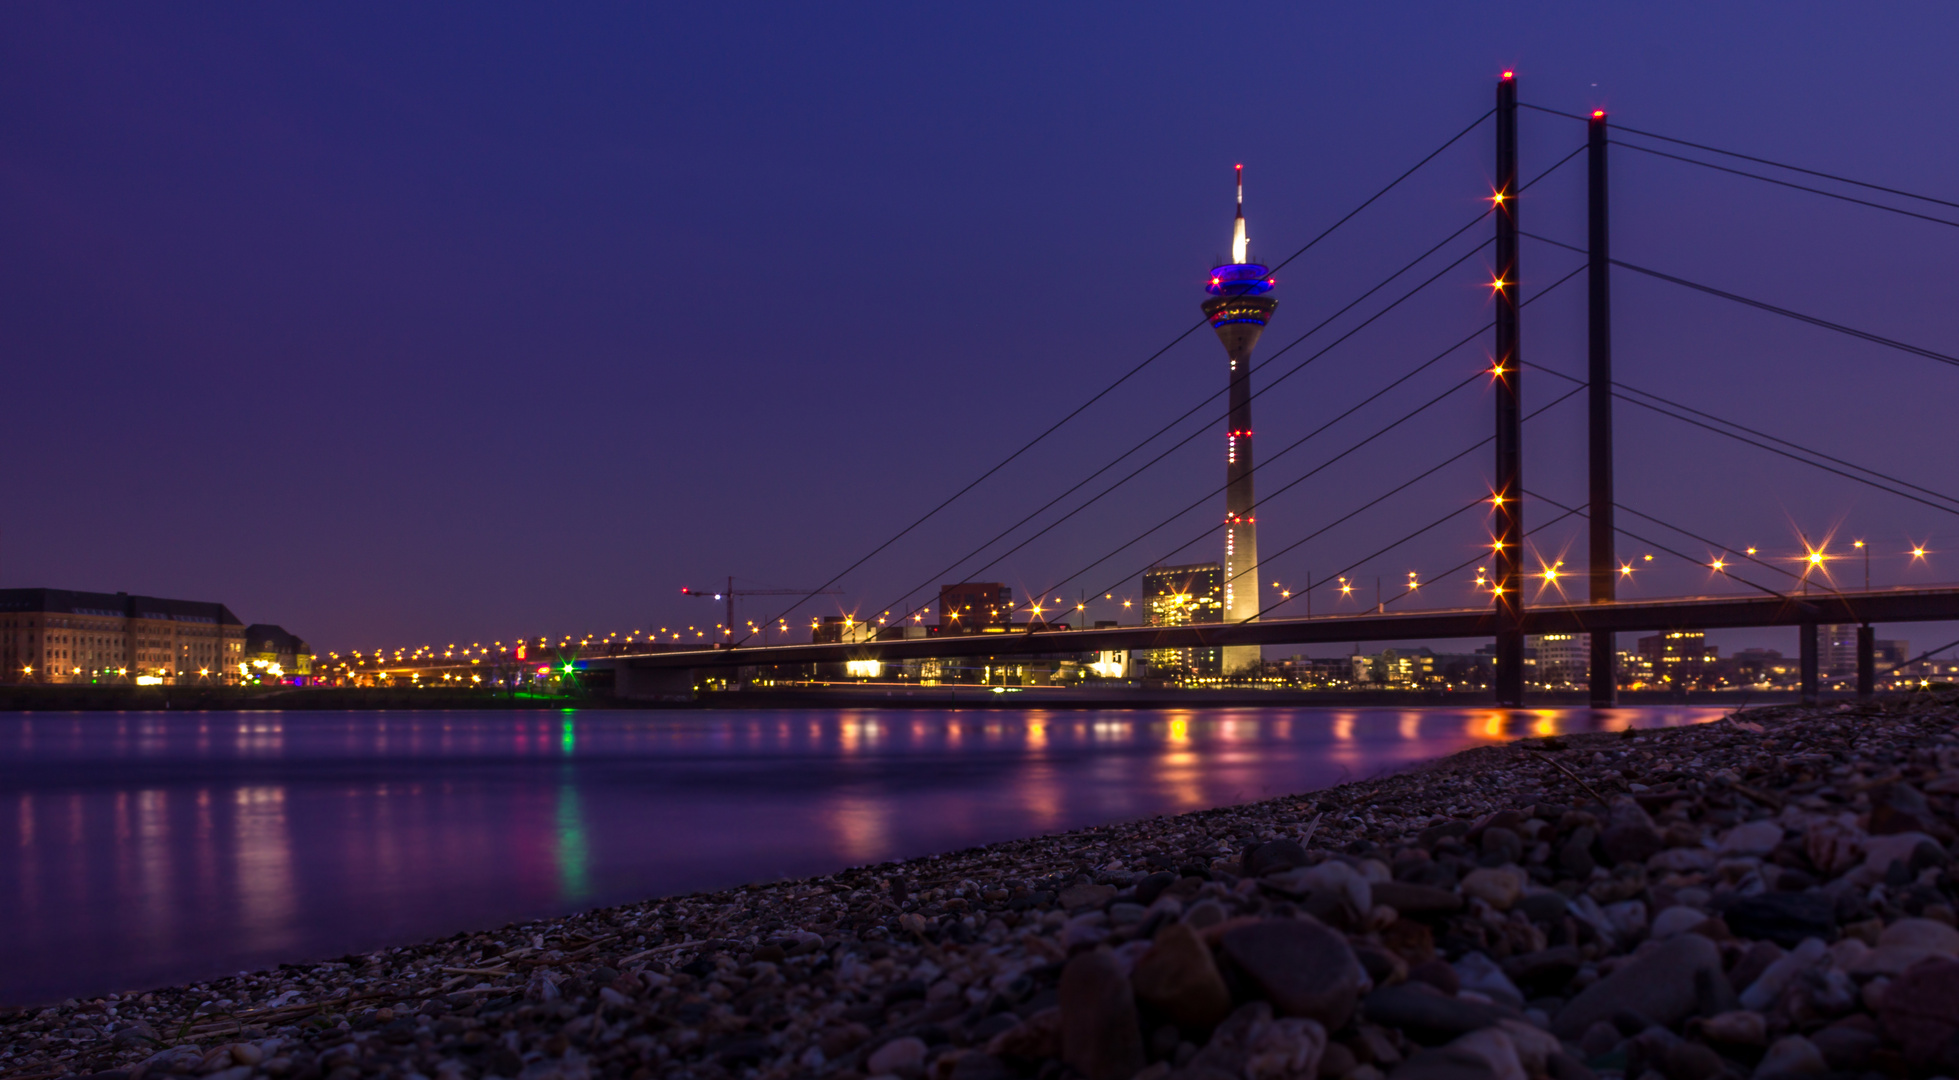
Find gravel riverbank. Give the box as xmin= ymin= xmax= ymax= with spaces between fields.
xmin=6 ymin=697 xmax=1958 ymax=1080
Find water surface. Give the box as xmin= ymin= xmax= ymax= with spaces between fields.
xmin=0 ymin=705 xmax=1722 ymax=1004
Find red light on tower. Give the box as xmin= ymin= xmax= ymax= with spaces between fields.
xmin=1592 ymin=109 xmax=1605 ymax=119
xmin=1500 ymin=70 xmax=1514 ymax=80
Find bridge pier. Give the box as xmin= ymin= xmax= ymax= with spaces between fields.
xmin=1586 ymin=108 xmax=1616 ymax=710
xmin=1858 ymin=624 xmax=1875 ymax=699
xmin=1800 ymin=623 xmax=1819 ymax=705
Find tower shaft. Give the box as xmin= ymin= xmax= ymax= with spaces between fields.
xmin=1203 ymin=293 xmax=1275 ymax=676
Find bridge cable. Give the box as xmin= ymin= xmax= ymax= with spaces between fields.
xmin=1520 ymin=101 xmax=1959 ymax=212
xmin=1607 ymin=140 xmax=1959 ymax=230
xmin=1521 ymin=358 xmax=1959 ymax=519
xmin=1522 ymin=231 xmax=1959 ymax=372
xmin=1880 ymin=637 xmax=1959 ymax=679
xmin=1524 ymin=491 xmax=1793 ymax=601
xmin=1611 ymin=502 xmax=1848 ymax=596
xmin=858 ymin=233 xmax=1503 ymax=633
xmin=1608 ymin=383 xmax=1959 ymax=510
xmin=743 ymin=109 xmax=1496 ymax=642
xmin=1243 ymin=380 xmax=1592 ymax=621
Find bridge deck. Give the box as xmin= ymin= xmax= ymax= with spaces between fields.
xmin=592 ymin=585 xmax=1959 ymax=670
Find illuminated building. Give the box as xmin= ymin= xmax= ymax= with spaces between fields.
xmin=0 ymin=588 xmax=246 ymax=684
xmin=1636 ymin=630 xmax=1718 ymax=687
xmin=245 ymin=624 xmax=314 ymax=684
xmin=1817 ymin=624 xmax=1906 ymax=681
xmin=1204 ymin=165 xmax=1277 ymax=676
xmin=1143 ymin=562 xmax=1222 ymax=680
xmin=1526 ymin=632 xmax=1590 ymax=686
xmin=937 ymin=582 xmax=1015 ymax=634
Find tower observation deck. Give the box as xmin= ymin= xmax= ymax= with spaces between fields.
xmin=1202 ymin=165 xmax=1276 ymax=677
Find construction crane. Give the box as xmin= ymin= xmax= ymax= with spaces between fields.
xmin=680 ymin=577 xmax=843 ymax=647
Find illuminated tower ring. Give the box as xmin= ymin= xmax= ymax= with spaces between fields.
xmin=1202 ymin=165 xmax=1276 ymax=677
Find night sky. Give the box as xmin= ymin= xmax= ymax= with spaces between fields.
xmin=6 ymin=4 xmax=1958 ymax=660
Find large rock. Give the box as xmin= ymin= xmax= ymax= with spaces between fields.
xmin=1059 ymin=949 xmax=1145 ymax=1080
xmin=1754 ymin=1034 xmax=1827 ymax=1078
xmin=1877 ymin=956 xmax=1959 ymax=1069
xmin=1552 ymin=932 xmax=1730 ymax=1039
xmin=1220 ymin=918 xmax=1367 ymax=1029
xmin=1131 ymin=921 xmax=1231 ymax=1029
xmin=1363 ymin=983 xmax=1521 ymax=1046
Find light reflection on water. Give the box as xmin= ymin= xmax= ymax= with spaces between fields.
xmin=0 ymin=705 xmax=1721 ymax=1004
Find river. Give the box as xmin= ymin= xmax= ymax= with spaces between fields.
xmin=0 ymin=704 xmax=1724 ymax=1004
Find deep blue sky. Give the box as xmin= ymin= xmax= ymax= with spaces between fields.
xmin=5 ymin=3 xmax=1959 ymax=658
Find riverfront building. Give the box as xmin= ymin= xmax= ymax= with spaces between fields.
xmin=0 ymin=588 xmax=247 ymax=684
xmin=1143 ymin=563 xmax=1223 ymax=680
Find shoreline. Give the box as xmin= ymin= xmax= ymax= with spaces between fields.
xmin=0 ymin=685 xmax=1847 ymax=713
xmin=3 ymin=695 xmax=1956 ymax=1080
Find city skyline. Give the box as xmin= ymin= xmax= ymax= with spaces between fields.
xmin=4 ymin=5 xmax=1959 ymax=659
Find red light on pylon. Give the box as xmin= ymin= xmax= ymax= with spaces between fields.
xmin=1501 ymin=70 xmax=1514 ymax=80
xmin=1592 ymin=109 xmax=1605 ymax=119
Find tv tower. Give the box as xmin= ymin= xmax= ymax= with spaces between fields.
xmin=1203 ymin=165 xmax=1276 ymax=676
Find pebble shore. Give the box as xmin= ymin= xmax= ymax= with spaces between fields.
xmin=6 ymin=697 xmax=1959 ymax=1080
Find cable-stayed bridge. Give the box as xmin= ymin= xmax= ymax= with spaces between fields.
xmin=587 ymin=72 xmax=1959 ymax=707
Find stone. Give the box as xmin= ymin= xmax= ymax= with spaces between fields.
xmin=1695 ymin=1009 xmax=1766 ymax=1046
xmin=1754 ymin=1035 xmax=1827 ymax=1078
xmin=1502 ymin=945 xmax=1582 ymax=998
xmin=1808 ymin=1022 xmax=1880 ymax=1072
xmin=986 ymin=1008 xmax=1061 ymax=1060
xmin=1182 ymin=1002 xmax=1326 ymax=1080
xmin=1481 ymin=828 xmax=1525 ymax=866
xmin=1183 ymin=898 xmax=1229 ymax=931
xmin=1649 ymin=906 xmax=1708 ymax=939
xmin=1560 ymin=828 xmax=1598 ymax=878
xmin=1061 ymin=949 xmax=1146 ymax=1080
xmin=1362 ymin=983 xmax=1519 ymax=1046
xmin=1060 ymin=883 xmax=1118 ymax=910
xmin=1460 ymin=867 xmax=1526 ymax=911
xmin=1659 ymin=1041 xmax=1725 ymax=1080
xmin=1879 ymin=917 xmax=1959 ymax=955
xmin=1868 ymin=782 xmax=1932 ymax=836
xmin=1718 ymin=820 xmax=1785 ymax=856
xmin=1739 ymin=937 xmax=1827 ymax=1011
xmin=868 ymin=1036 xmax=929 ymax=1074
xmin=1221 ymin=919 xmax=1368 ymax=1030
xmin=1517 ymin=891 xmax=1570 ymax=925
xmin=1877 ymin=955 xmax=1959 ymax=1068
xmin=1552 ymin=931 xmax=1729 ymax=1039
xmin=1407 ymin=959 xmax=1460 ymax=996
xmin=1451 ymin=953 xmax=1523 ymax=1009
xmin=1853 ymin=831 xmax=1941 ymax=885
xmin=1136 ymin=871 xmax=1180 ymax=905
xmin=1131 ymin=922 xmax=1232 ymax=1029
xmin=1321 ymin=1041 xmax=1358 ymax=1077
xmin=1719 ymin=893 xmax=1836 ymax=948
xmin=1267 ymin=860 xmax=1373 ymax=928
xmin=1387 ymin=1027 xmax=1527 ymax=1080
xmin=1373 ymin=882 xmax=1465 ymax=919
xmin=1247 ymin=839 xmax=1310 ymax=877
